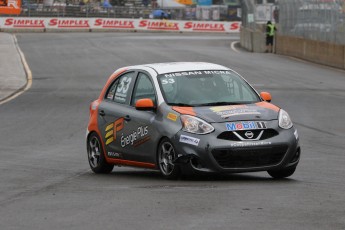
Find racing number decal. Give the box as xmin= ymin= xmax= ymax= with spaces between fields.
xmin=161 ymin=78 xmax=175 ymax=84
xmin=105 ymin=117 xmax=124 ymax=145
xmin=117 ymin=77 xmax=132 ymax=94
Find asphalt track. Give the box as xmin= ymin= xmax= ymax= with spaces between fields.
xmin=1 ymin=32 xmax=345 ymax=230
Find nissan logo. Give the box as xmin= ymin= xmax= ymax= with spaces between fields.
xmin=245 ymin=131 xmax=254 ymax=139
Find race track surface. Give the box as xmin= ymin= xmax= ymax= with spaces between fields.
xmin=1 ymin=33 xmax=345 ymax=230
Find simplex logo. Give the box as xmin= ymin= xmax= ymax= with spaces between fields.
xmin=139 ymin=20 xmax=179 ymax=30
xmin=4 ymin=18 xmax=45 ymax=28
xmin=94 ymin=19 xmax=135 ymax=29
xmin=48 ymin=19 xmax=89 ymax=28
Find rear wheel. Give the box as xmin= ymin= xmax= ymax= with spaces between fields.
xmin=267 ymin=166 xmax=296 ymax=179
xmin=87 ymin=132 xmax=114 ymax=174
xmin=158 ymin=138 xmax=180 ymax=180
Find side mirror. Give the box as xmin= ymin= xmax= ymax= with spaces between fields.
xmin=135 ymin=98 xmax=155 ymax=111
xmin=260 ymin=92 xmax=272 ymax=102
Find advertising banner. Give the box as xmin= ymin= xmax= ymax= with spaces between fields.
xmin=0 ymin=17 xmax=241 ymax=33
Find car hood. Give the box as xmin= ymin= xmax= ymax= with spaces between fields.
xmin=172 ymin=102 xmax=280 ymax=123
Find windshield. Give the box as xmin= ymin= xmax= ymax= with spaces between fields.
xmin=158 ymin=70 xmax=260 ymax=106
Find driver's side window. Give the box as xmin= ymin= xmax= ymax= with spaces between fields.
xmin=131 ymin=73 xmax=156 ymax=106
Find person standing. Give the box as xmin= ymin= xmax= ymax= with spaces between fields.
xmin=266 ymin=21 xmax=277 ymax=53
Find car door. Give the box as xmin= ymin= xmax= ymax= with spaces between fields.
xmin=123 ymin=71 xmax=160 ymax=164
xmin=98 ymin=71 xmax=138 ymax=160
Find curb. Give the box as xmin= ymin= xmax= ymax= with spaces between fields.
xmin=0 ymin=34 xmax=32 ymax=105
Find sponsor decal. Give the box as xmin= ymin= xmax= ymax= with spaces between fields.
xmin=164 ymin=71 xmax=202 ymax=78
xmin=231 ymin=141 xmax=272 ymax=147
xmin=105 ymin=117 xmax=150 ymax=148
xmin=203 ymin=70 xmax=233 ymax=75
xmin=179 ymin=135 xmax=200 ymax=146
xmin=139 ymin=20 xmax=179 ymax=30
xmin=184 ymin=22 xmax=225 ymax=32
xmin=167 ymin=113 xmax=178 ymax=122
xmin=107 ymin=152 xmax=122 ymax=158
xmin=226 ymin=121 xmax=267 ymax=131
xmin=133 ymin=136 xmax=150 ymax=147
xmin=210 ymin=105 xmax=247 ymax=113
xmin=121 ymin=126 xmax=149 ymax=148
xmin=164 ymin=70 xmax=234 ymax=78
xmin=0 ymin=0 xmax=21 ymax=14
xmin=94 ymin=19 xmax=135 ymax=29
xmin=49 ymin=19 xmax=89 ymax=28
xmin=105 ymin=117 xmax=124 ymax=145
xmin=4 ymin=18 xmax=45 ymax=28
xmin=217 ymin=108 xmax=261 ymax=118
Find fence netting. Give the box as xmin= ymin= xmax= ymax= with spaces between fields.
xmin=241 ymin=0 xmax=345 ymax=45
xmin=278 ymin=0 xmax=345 ymax=45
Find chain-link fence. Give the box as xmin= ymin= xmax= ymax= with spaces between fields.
xmin=241 ymin=0 xmax=277 ymax=30
xmin=278 ymin=0 xmax=345 ymax=45
xmin=241 ymin=0 xmax=255 ymax=29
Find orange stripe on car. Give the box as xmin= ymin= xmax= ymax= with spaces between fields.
xmin=172 ymin=106 xmax=196 ymax=116
xmin=256 ymin=101 xmax=280 ymax=112
xmin=106 ymin=158 xmax=156 ymax=169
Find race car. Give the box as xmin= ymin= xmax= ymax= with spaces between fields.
xmin=86 ymin=62 xmax=300 ymax=179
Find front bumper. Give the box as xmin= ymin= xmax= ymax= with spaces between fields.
xmin=171 ymin=123 xmax=300 ymax=174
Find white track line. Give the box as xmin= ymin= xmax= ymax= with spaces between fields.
xmin=230 ymin=41 xmax=241 ymax=53
xmin=0 ymin=35 xmax=32 ymax=105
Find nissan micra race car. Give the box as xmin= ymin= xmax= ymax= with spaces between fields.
xmin=87 ymin=62 xmax=300 ymax=179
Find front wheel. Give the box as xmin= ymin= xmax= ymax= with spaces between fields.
xmin=87 ymin=132 xmax=114 ymax=174
xmin=267 ymin=166 xmax=296 ymax=179
xmin=157 ymin=138 xmax=181 ymax=180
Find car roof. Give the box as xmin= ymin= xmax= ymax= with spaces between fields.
xmin=127 ymin=62 xmax=230 ymax=75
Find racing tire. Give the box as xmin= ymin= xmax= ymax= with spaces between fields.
xmin=157 ymin=138 xmax=181 ymax=180
xmin=87 ymin=132 xmax=114 ymax=174
xmin=267 ymin=166 xmax=296 ymax=179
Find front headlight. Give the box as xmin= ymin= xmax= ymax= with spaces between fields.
xmin=278 ymin=109 xmax=293 ymax=129
xmin=180 ymin=115 xmax=214 ymax=134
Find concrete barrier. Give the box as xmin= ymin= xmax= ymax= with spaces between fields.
xmin=240 ymin=26 xmax=266 ymax=53
xmin=276 ymin=35 xmax=345 ymax=70
xmin=240 ymin=25 xmax=345 ymax=70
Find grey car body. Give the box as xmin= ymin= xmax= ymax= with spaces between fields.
xmin=86 ymin=62 xmax=300 ymax=179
